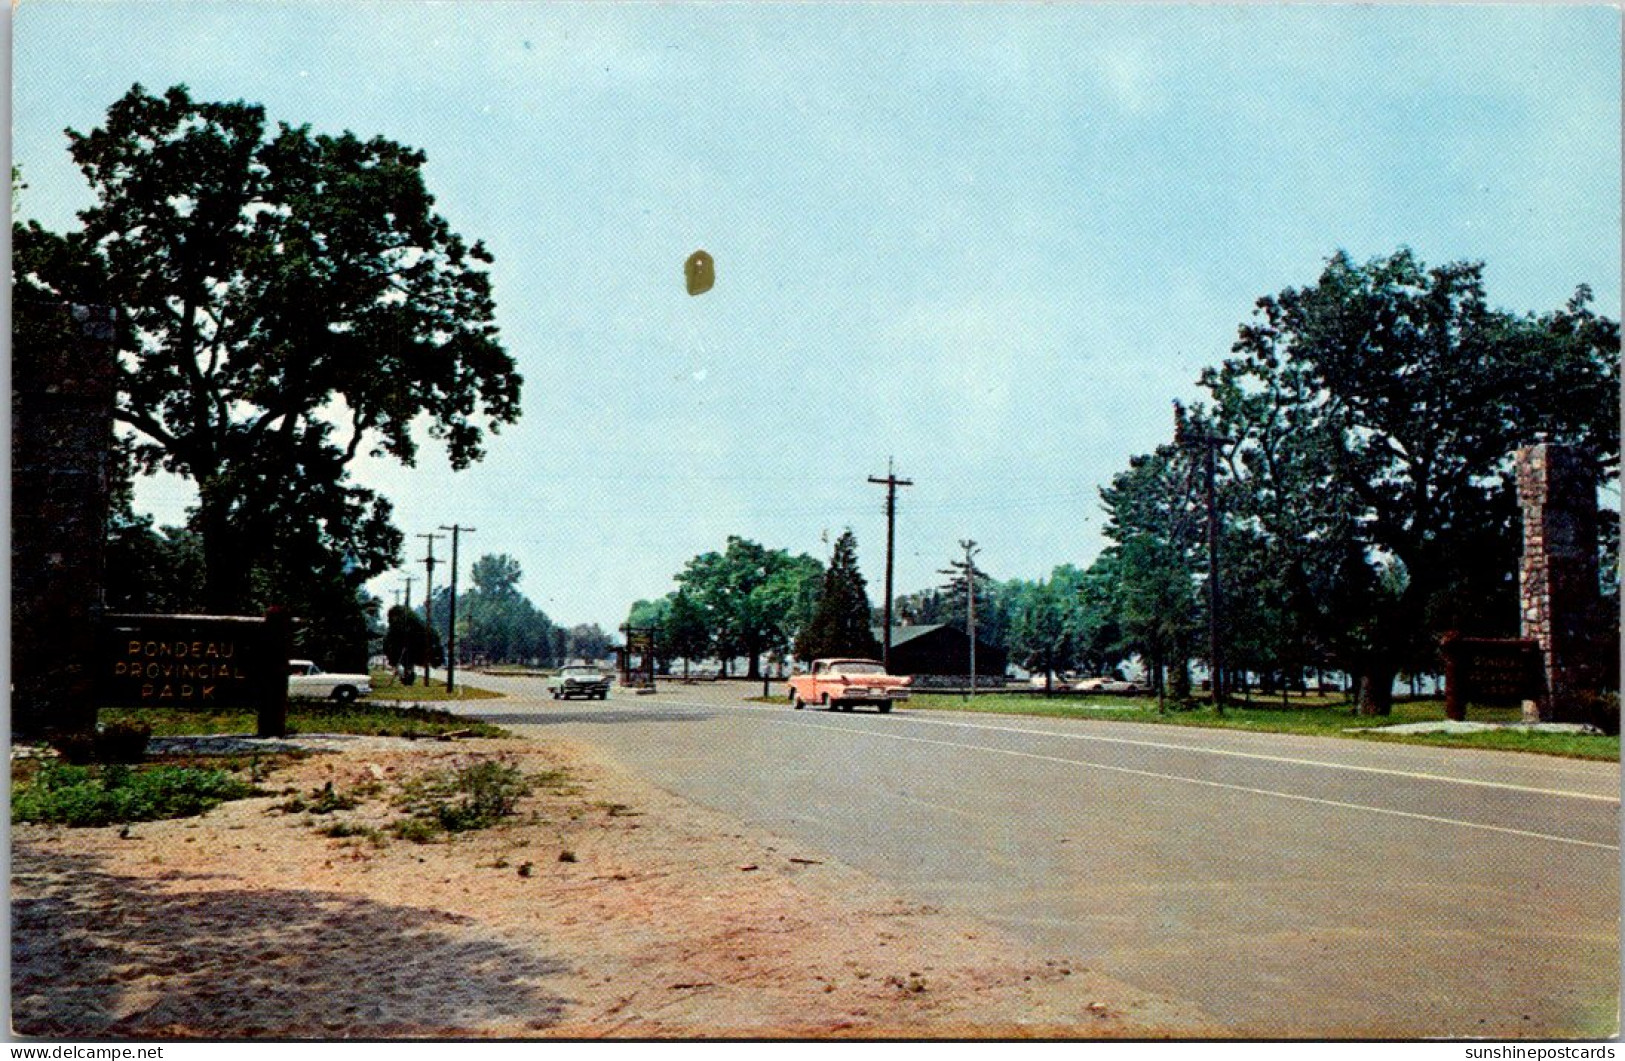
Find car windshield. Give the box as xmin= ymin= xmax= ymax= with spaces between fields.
xmin=830 ymin=662 xmax=884 ymax=676
xmin=562 ymin=667 xmax=599 ymax=676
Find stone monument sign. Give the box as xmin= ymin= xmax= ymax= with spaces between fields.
xmin=11 ymin=302 xmax=117 ymax=737
xmin=1514 ymin=443 xmax=1615 ymax=726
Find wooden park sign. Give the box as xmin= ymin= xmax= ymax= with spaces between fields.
xmin=1439 ymin=632 xmax=1542 ymax=722
xmin=97 ymin=611 xmax=292 ymax=737
xmin=618 ymin=625 xmax=657 ymax=690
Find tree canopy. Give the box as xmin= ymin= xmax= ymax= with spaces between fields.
xmin=663 ymin=536 xmax=823 ymax=677
xmin=19 ymin=83 xmax=522 ymax=613
xmin=434 ymin=554 xmax=558 ymax=666
xmin=1200 ymin=248 xmax=1619 ymax=710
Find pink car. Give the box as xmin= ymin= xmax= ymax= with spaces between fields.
xmin=788 ymin=659 xmax=912 ymax=713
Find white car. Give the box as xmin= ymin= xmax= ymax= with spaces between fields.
xmin=549 ymin=665 xmax=612 ymax=700
xmin=1076 ymin=677 xmax=1141 ymax=694
xmin=287 ymin=660 xmax=372 ymax=703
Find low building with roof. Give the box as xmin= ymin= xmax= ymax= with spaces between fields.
xmin=871 ymin=623 xmax=1008 ymax=677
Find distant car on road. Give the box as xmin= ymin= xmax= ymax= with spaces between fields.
xmin=788 ymin=659 xmax=911 ymax=713
xmin=287 ymin=660 xmax=371 ymax=703
xmin=550 ymin=665 xmax=611 ymax=700
xmin=1075 ymin=676 xmax=1142 ymax=694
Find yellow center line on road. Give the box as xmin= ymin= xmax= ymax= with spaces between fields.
xmin=766 ymin=715 xmax=1621 ymax=853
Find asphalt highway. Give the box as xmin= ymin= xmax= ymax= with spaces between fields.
xmin=447 ymin=674 xmax=1620 ymax=1037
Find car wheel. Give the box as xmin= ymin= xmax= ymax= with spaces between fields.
xmin=878 ymin=702 xmax=892 ymax=714
xmin=597 ymin=690 xmax=608 ymax=700
xmin=332 ymin=686 xmax=358 ymax=704
xmin=820 ymin=693 xmax=831 ymax=710
xmin=792 ymin=694 xmax=805 ymax=710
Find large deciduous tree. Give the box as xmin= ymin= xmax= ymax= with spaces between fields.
xmin=1010 ymin=580 xmax=1072 ymax=693
xmin=1203 ymin=248 xmax=1619 ymax=712
xmin=661 ymin=591 xmax=712 ymax=679
xmin=23 ymin=84 xmax=522 ymax=611
xmin=1099 ymin=445 xmax=1204 ymax=699
xmin=442 ymin=554 xmax=557 ymax=666
xmin=674 ymin=536 xmax=823 ymax=678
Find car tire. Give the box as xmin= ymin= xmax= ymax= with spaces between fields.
xmin=597 ymin=690 xmax=608 ymax=700
xmin=878 ymin=702 xmax=892 ymax=713
xmin=332 ymin=686 xmax=358 ymax=704
xmin=821 ymin=693 xmax=831 ymax=711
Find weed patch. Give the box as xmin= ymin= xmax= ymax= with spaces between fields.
xmin=392 ymin=758 xmax=538 ymax=840
xmin=278 ymin=781 xmax=360 ymax=815
xmin=316 ymin=821 xmax=385 ymax=844
xmin=12 ymin=762 xmax=255 ymax=827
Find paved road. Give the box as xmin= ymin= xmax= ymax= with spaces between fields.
xmin=446 ymin=674 xmax=1620 ymax=1037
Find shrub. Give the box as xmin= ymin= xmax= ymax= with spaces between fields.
xmin=388 ymin=816 xmax=443 ymax=844
xmin=12 ymin=762 xmax=254 ymax=827
xmin=317 ymin=821 xmax=384 ymax=844
xmin=282 ymin=781 xmax=359 ymax=815
xmin=394 ymin=758 xmax=534 ymax=835
xmin=43 ymin=720 xmax=152 ymax=765
xmin=95 ymin=719 xmax=152 ymax=763
xmin=45 ymin=731 xmax=98 ymax=765
xmin=1571 ymin=690 xmax=1621 ymax=736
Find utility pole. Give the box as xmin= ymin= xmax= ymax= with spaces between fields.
xmin=963 ymin=540 xmax=979 ymax=699
xmin=438 ymin=524 xmax=475 ymax=693
xmin=417 ymin=532 xmax=445 ymax=686
xmin=1174 ymin=401 xmax=1234 ymax=710
xmin=399 ymin=577 xmax=414 ymax=611
xmin=867 ymin=459 xmax=913 ymax=670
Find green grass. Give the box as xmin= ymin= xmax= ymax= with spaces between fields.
xmin=367 ymin=669 xmax=505 ymax=702
xmin=100 ymin=700 xmax=511 ymax=740
xmin=12 ymin=761 xmax=257 ymax=827
xmin=902 ymin=692 xmax=1619 ymax=761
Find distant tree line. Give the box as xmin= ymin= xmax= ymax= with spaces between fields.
xmin=629 ymin=531 xmax=888 ymax=678
xmin=418 ymin=554 xmax=613 ymax=668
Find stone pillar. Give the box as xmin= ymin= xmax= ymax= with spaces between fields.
xmin=11 ymin=302 xmax=118 ymax=737
xmin=1515 ymin=443 xmax=1606 ymax=723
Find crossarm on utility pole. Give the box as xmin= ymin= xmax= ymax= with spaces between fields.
xmin=867 ymin=459 xmax=913 ymax=670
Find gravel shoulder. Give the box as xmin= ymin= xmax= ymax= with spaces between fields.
xmin=12 ymin=734 xmax=1214 ymax=1039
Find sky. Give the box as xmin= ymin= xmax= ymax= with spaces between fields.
xmin=11 ymin=2 xmax=1622 ymax=632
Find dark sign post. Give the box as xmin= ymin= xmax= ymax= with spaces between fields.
xmin=1440 ymin=633 xmax=1543 ymax=722
xmin=99 ymin=613 xmax=291 ymax=737
xmin=618 ymin=625 xmax=657 ymax=690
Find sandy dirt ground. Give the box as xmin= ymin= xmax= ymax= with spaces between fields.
xmin=10 ymin=733 xmax=1217 ymax=1040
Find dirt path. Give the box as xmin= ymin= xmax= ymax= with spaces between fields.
xmin=11 ymin=735 xmax=1214 ymax=1039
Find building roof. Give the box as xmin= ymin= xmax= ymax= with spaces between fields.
xmin=871 ymin=624 xmax=951 ymax=647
